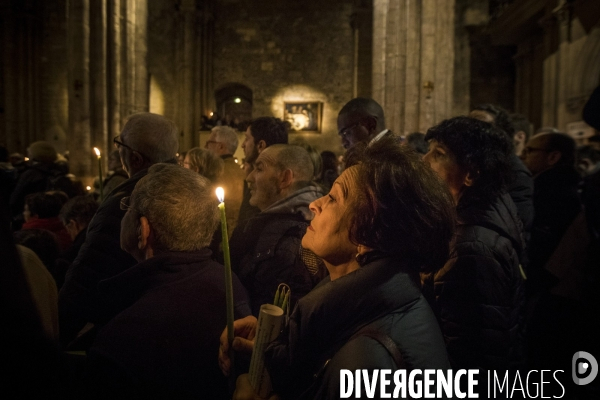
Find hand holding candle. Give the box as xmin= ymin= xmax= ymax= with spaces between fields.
xmin=94 ymin=147 xmax=104 ymax=202
xmin=217 ymin=187 xmax=235 ymax=378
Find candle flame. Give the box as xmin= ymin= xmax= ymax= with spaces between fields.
xmin=216 ymin=187 xmax=224 ymax=203
xmin=86 ymin=186 xmax=91 ymax=191
xmin=93 ymin=147 xmax=101 ymax=157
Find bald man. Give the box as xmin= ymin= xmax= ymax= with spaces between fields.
xmin=59 ymin=113 xmax=179 ymax=347
xmin=337 ymin=97 xmax=394 ymax=150
xmin=229 ymin=145 xmax=326 ymax=315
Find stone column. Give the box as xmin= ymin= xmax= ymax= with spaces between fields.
xmin=90 ymin=0 xmax=109 ymax=163
xmin=372 ymin=0 xmax=455 ymax=135
xmin=134 ymin=0 xmax=149 ymax=113
xmin=107 ymin=0 xmax=122 ymax=140
xmin=177 ymin=0 xmax=197 ymax=151
xmin=67 ymin=0 xmax=92 ymax=179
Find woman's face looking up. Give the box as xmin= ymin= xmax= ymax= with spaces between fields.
xmin=302 ymin=166 xmax=360 ymax=266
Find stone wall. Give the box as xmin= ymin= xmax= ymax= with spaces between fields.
xmin=212 ymin=0 xmax=356 ymax=154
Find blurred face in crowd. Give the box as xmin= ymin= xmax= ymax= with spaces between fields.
xmin=423 ymin=140 xmax=471 ymax=203
xmin=242 ymin=127 xmax=259 ymax=164
xmin=205 ymin=132 xmax=227 ymax=156
xmin=337 ymin=113 xmax=372 ymax=150
xmin=302 ymin=166 xmax=359 ymax=266
xmin=521 ymin=135 xmax=555 ymax=176
xmin=182 ymin=154 xmax=194 ymax=172
xmin=246 ymin=149 xmax=283 ymax=211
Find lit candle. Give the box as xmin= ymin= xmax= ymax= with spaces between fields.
xmin=94 ymin=147 xmax=104 ymax=202
xmin=216 ymin=187 xmax=235 ymax=373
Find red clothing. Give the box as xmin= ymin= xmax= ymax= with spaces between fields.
xmin=22 ymin=217 xmax=72 ymax=252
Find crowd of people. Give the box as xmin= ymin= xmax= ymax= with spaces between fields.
xmin=2 ymin=87 xmax=600 ymax=399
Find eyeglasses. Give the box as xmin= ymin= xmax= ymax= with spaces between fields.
xmin=523 ymin=146 xmax=549 ymax=155
xmin=113 ymin=136 xmax=149 ymax=160
xmin=338 ymin=122 xmax=361 ymax=137
xmin=120 ymin=196 xmax=137 ymax=212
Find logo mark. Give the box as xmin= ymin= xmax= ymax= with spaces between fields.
xmin=572 ymin=351 xmax=598 ymax=385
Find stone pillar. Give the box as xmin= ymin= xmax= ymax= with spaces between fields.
xmin=177 ymin=0 xmax=196 ymax=151
xmin=107 ymin=0 xmax=122 ymax=140
xmin=373 ymin=0 xmax=455 ymax=136
xmin=67 ymin=0 xmax=92 ymax=179
xmin=90 ymin=0 xmax=109 ymax=164
xmin=134 ymin=0 xmax=149 ymax=113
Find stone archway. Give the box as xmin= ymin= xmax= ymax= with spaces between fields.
xmin=214 ymin=83 xmax=253 ymax=126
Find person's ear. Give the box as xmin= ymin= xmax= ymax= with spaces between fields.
xmin=138 ymin=216 xmax=151 ymax=251
xmin=364 ymin=116 xmax=378 ymax=133
xmin=547 ymin=150 xmax=562 ymax=166
xmin=464 ymin=171 xmax=475 ymax=187
xmin=256 ymin=140 xmax=267 ymax=153
xmin=357 ymin=244 xmax=373 ymax=255
xmin=514 ymin=131 xmax=526 ymax=144
xmin=279 ymin=168 xmax=294 ymax=189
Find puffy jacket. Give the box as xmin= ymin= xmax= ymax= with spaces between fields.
xmin=58 ymin=168 xmax=146 ymax=346
xmin=423 ymin=192 xmax=525 ymax=371
xmin=508 ymin=153 xmax=534 ymax=237
xmin=230 ymin=185 xmax=326 ymax=315
xmin=86 ymin=250 xmax=251 ymax=398
xmin=265 ymin=254 xmax=450 ymax=400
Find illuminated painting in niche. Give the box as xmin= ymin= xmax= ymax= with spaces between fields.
xmin=283 ymin=102 xmax=323 ymax=133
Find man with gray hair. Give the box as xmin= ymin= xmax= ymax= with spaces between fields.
xmin=205 ymin=125 xmax=245 ymax=232
xmin=59 ymin=112 xmax=180 ymax=347
xmin=86 ymin=164 xmax=250 ymax=397
xmin=229 ymin=144 xmax=326 ymax=315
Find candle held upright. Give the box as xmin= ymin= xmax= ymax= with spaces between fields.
xmin=94 ymin=147 xmax=104 ymax=202
xmin=216 ymin=187 xmax=235 ymax=371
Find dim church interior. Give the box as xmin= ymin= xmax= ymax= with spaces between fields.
xmin=1 ymin=0 xmax=599 ymax=181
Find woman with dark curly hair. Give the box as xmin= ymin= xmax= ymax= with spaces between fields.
xmin=422 ymin=116 xmax=526 ymax=372
xmin=220 ymin=137 xmax=456 ymax=399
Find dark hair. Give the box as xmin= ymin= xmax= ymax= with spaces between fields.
xmin=577 ymin=145 xmax=600 ymax=164
xmin=320 ymin=151 xmax=338 ymax=172
xmin=510 ymin=113 xmax=531 ymax=141
xmin=473 ymin=103 xmax=515 ymax=138
xmin=249 ymin=117 xmax=288 ymax=147
xmin=346 ymin=137 xmax=456 ymax=273
xmin=25 ymin=192 xmax=65 ymax=218
xmin=405 ymin=132 xmax=428 ymax=154
xmin=13 ymin=229 xmax=59 ymax=269
xmin=338 ymin=98 xmax=386 ymax=130
xmin=59 ymin=195 xmax=98 ymax=227
xmin=542 ymin=133 xmax=576 ymax=166
xmin=425 ymin=116 xmax=513 ymax=207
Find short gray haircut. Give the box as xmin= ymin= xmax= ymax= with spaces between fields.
xmin=121 ymin=113 xmax=179 ymax=164
xmin=267 ymin=144 xmax=314 ymax=189
xmin=211 ymin=126 xmax=239 ymax=154
xmin=131 ymin=163 xmax=219 ymax=252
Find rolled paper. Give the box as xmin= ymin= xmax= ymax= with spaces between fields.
xmin=216 ymin=187 xmax=235 ymax=376
xmin=249 ymin=304 xmax=285 ymax=398
xmin=94 ymin=147 xmax=104 ymax=202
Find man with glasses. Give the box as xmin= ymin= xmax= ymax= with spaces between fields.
xmin=59 ymin=112 xmax=179 ymax=348
xmin=337 ymin=97 xmax=393 ymax=150
xmin=205 ymin=126 xmax=245 ymax=233
xmin=521 ymin=132 xmax=581 ymax=289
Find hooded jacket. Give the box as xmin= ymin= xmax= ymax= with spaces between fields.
xmin=265 ymin=254 xmax=450 ymax=400
xmin=230 ymin=184 xmax=326 ymax=315
xmin=423 ymin=192 xmax=525 ymax=371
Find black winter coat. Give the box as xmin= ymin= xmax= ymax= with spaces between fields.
xmin=508 ymin=153 xmax=534 ymax=237
xmin=528 ymin=165 xmax=581 ymax=287
xmin=58 ymin=169 xmax=145 ymax=346
xmin=423 ymin=192 xmax=525 ymax=371
xmin=265 ymin=255 xmax=450 ymax=400
xmin=9 ymin=162 xmax=63 ymax=217
xmin=86 ymin=250 xmax=252 ymax=398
